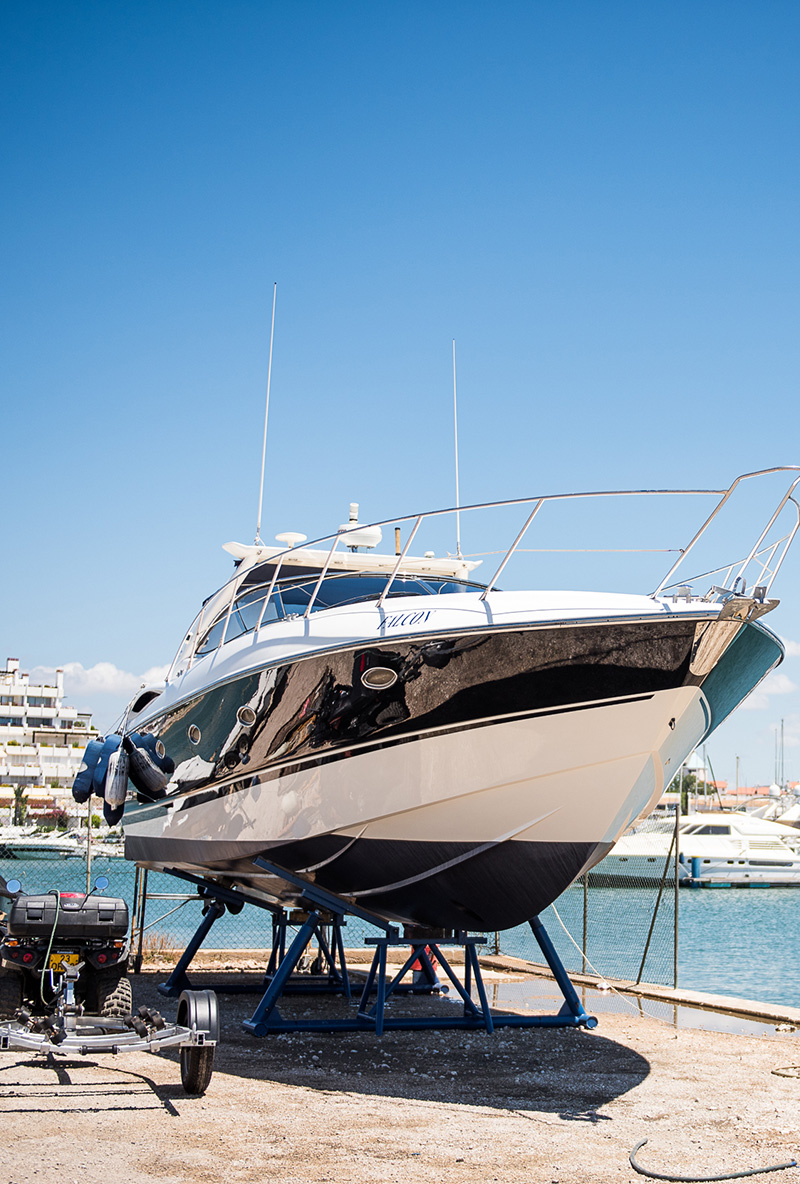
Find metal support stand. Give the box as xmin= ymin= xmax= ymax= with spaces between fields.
xmin=265 ymin=910 xmax=351 ymax=997
xmin=149 ymin=860 xmax=597 ymax=1036
xmin=155 ymin=866 xmax=352 ymax=1001
xmin=157 ymin=899 xmax=226 ymax=997
xmin=527 ymin=915 xmax=596 ymax=1025
xmin=155 ymin=869 xmax=281 ymax=997
xmin=241 ymin=856 xmax=597 ymax=1035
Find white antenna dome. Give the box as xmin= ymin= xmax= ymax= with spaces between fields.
xmin=338 ymin=502 xmax=382 ymax=550
xmin=275 ymin=532 xmax=307 ymax=548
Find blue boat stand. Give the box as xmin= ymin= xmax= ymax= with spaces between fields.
xmin=151 ymin=859 xmax=597 ymax=1034
xmin=154 ymin=869 xmax=351 ymax=1000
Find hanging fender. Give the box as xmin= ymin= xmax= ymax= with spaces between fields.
xmin=71 ymin=737 xmax=106 ymax=804
xmin=123 ymin=732 xmax=175 ymax=799
xmin=91 ymin=734 xmax=122 ymax=797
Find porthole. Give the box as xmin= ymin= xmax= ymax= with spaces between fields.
xmin=361 ymin=666 xmax=398 ymax=690
xmin=237 ymin=705 xmax=257 ymax=727
xmin=237 ymin=736 xmax=250 ymax=756
xmin=188 ymin=725 xmax=201 ymax=745
xmin=155 ymin=740 xmax=166 ymax=759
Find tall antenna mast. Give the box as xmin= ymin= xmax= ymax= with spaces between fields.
xmin=781 ymin=718 xmax=785 ymax=787
xmin=255 ymin=282 xmax=277 ymax=545
xmin=452 ymin=338 xmax=462 ymax=558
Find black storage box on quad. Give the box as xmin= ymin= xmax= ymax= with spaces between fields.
xmin=7 ymin=894 xmax=129 ymax=939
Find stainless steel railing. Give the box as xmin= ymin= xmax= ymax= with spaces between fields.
xmin=167 ymin=465 xmax=800 ymax=680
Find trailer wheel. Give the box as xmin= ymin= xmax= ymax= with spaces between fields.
xmin=177 ymin=989 xmax=219 ymax=1095
xmin=96 ymin=974 xmax=133 ymax=1018
xmin=180 ymin=1045 xmax=215 ymax=1095
xmin=0 ymin=969 xmax=22 ymax=1019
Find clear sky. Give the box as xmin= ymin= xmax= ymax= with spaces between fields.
xmin=2 ymin=1 xmax=799 ymax=788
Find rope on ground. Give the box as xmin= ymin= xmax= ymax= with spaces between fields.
xmin=629 ymin=1138 xmax=797 ymax=1181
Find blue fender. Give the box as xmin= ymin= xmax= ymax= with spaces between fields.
xmin=103 ymin=798 xmax=125 ymax=827
xmin=91 ymin=734 xmax=121 ymax=797
xmin=71 ymin=737 xmax=106 ymax=804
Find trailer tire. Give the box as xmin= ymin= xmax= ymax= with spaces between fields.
xmin=0 ymin=969 xmax=22 ymax=1019
xmin=177 ymin=989 xmax=219 ymax=1095
xmin=96 ymin=974 xmax=133 ymax=1018
xmin=180 ymin=1045 xmax=215 ymax=1095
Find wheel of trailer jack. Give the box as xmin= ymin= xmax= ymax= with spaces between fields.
xmin=177 ymin=990 xmax=219 ymax=1096
xmin=0 ymin=969 xmax=23 ymax=1019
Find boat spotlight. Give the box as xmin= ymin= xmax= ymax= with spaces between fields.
xmin=361 ymin=666 xmax=398 ymax=690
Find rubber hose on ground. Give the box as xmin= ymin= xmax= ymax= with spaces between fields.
xmin=629 ymin=1138 xmax=797 ymax=1182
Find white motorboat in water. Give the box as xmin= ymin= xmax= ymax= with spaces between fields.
xmin=0 ymin=827 xmax=82 ymax=860
xmin=0 ymin=826 xmax=125 ymax=861
xmin=80 ymin=467 xmax=800 ymax=931
xmin=593 ymin=810 xmax=800 ymax=887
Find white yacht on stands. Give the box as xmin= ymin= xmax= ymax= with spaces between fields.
xmin=81 ymin=468 xmax=799 ymax=931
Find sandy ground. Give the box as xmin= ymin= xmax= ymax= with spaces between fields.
xmin=4 ymin=967 xmax=800 ymax=1184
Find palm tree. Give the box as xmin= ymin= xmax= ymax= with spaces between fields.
xmin=12 ymin=786 xmax=27 ymax=827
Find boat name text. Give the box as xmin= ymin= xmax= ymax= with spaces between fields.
xmin=381 ymin=610 xmax=434 ymax=629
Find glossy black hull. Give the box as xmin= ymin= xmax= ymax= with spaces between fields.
xmin=124 ymin=614 xmax=783 ymax=930
xmin=258 ymin=836 xmax=613 ymax=931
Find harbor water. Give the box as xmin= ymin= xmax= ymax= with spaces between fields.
xmin=3 ymin=853 xmax=799 ymax=1011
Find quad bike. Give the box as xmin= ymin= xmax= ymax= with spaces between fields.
xmin=0 ymin=875 xmax=218 ymax=1094
xmin=0 ymin=874 xmax=131 ymax=1020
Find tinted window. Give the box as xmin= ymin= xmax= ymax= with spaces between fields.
xmin=277 ymin=575 xmax=449 ymax=612
xmin=195 ymin=573 xmax=477 ymax=656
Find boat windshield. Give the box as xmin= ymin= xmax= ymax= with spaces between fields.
xmin=195 ymin=572 xmax=475 ymax=656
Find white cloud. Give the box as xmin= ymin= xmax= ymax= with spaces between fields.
xmin=25 ymin=662 xmax=168 ymax=733
xmin=780 ymin=638 xmax=800 ymax=658
xmin=30 ymin=662 xmax=169 ymax=699
xmin=740 ymin=670 xmax=799 ymax=711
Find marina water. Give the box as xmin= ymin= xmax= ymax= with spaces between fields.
xmin=4 ymin=855 xmax=799 ymax=1011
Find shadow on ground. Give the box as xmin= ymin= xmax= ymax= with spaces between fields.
xmin=132 ymin=970 xmax=651 ymax=1120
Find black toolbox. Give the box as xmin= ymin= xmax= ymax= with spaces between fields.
xmin=7 ymin=893 xmax=129 ymax=939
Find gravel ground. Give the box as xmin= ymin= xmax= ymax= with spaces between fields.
xmin=4 ymin=968 xmax=800 ymax=1184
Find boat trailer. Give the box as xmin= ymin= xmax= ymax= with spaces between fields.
xmin=149 ymin=857 xmax=597 ymax=1036
xmin=0 ymin=970 xmax=219 ymax=1095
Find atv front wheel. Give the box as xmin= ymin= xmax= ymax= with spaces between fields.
xmin=94 ymin=973 xmax=133 ymax=1018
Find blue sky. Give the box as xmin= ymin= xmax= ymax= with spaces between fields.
xmin=2 ymin=1 xmax=799 ymax=787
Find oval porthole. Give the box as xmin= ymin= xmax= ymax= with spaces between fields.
xmin=187 ymin=725 xmax=201 ymax=745
xmin=155 ymin=740 xmax=166 ymax=759
xmin=237 ymin=705 xmax=256 ymax=727
xmin=361 ymin=666 xmax=398 ymax=690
